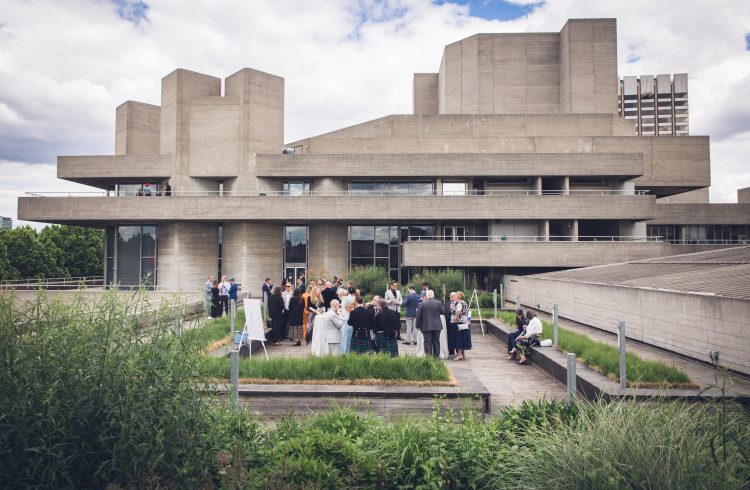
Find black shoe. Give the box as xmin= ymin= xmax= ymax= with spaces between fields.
xmin=412 ymin=342 xmax=417 ymax=345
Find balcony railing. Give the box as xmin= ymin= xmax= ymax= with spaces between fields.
xmin=25 ymin=189 xmax=649 ymax=198
xmin=0 ymin=276 xmax=104 ymax=290
xmin=406 ymin=235 xmax=663 ymax=242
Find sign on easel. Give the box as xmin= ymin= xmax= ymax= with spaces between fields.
xmin=467 ymin=289 xmax=485 ymax=336
xmin=239 ymin=299 xmax=268 ymax=359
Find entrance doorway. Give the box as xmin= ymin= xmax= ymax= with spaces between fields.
xmin=284 ymin=266 xmax=306 ymax=287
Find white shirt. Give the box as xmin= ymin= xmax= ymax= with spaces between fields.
xmin=526 ymin=317 xmax=543 ymax=336
xmin=384 ymin=288 xmax=402 ymax=312
xmin=282 ymin=291 xmax=293 ymax=309
xmin=219 ymin=281 xmax=230 ymax=297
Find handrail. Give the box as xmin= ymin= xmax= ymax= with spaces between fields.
xmin=406 ymin=235 xmax=663 ymax=242
xmin=25 ymin=189 xmax=649 ymax=197
xmin=0 ymin=276 xmax=105 ymax=290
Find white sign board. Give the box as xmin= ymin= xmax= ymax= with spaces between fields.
xmin=244 ymin=299 xmax=266 ymax=341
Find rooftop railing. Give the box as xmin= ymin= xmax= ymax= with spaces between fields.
xmin=406 ymin=235 xmax=663 ymax=242
xmin=0 ymin=276 xmax=104 ymax=290
xmin=25 ymin=189 xmax=649 ymax=198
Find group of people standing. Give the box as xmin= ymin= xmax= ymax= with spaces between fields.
xmin=203 ymin=275 xmax=238 ymax=319
xmin=260 ymin=275 xmax=474 ymax=361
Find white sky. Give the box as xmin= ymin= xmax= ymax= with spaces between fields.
xmin=1 ymin=0 xmax=749 ymax=229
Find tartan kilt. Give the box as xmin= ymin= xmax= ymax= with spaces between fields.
xmin=375 ymin=332 xmax=399 ymax=357
xmin=350 ymin=337 xmax=372 ymax=354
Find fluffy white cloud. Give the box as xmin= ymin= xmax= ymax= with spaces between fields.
xmin=0 ymin=0 xmax=749 ymax=228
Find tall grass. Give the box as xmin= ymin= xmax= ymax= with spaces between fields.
xmin=498 ymin=311 xmax=691 ymax=385
xmin=195 ymin=353 xmax=451 ymax=383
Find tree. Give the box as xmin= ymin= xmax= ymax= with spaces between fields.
xmin=39 ymin=225 xmax=104 ymax=278
xmin=1 ymin=226 xmax=65 ymax=280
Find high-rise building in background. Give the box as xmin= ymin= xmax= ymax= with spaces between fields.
xmin=618 ymin=74 xmax=689 ymax=136
xmin=18 ymin=19 xmax=749 ymax=293
xmin=0 ymin=217 xmax=11 ymax=230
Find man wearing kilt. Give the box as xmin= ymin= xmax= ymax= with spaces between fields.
xmin=374 ymin=299 xmax=400 ymax=357
xmin=348 ymin=296 xmax=374 ymax=354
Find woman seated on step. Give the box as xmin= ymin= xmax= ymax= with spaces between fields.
xmin=509 ymin=310 xmax=543 ymax=365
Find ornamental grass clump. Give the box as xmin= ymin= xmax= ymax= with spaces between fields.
xmin=195 ymin=352 xmax=452 ymax=384
xmin=0 ymin=289 xmax=257 ymax=488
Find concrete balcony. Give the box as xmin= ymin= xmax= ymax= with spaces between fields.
xmin=402 ymin=239 xmax=693 ymax=268
xmin=654 ymin=203 xmax=750 ymax=225
xmin=57 ymin=155 xmax=172 ymax=186
xmin=18 ymin=192 xmax=656 ymax=224
xmin=256 ymin=152 xmax=644 ymax=178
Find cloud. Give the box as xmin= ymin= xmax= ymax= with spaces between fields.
xmin=0 ymin=0 xmax=749 ymax=228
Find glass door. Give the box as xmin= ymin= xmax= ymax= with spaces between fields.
xmin=284 ymin=267 xmax=306 ymax=287
xmin=443 ymin=226 xmax=466 ymax=241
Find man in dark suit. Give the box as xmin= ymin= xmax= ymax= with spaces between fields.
xmin=348 ymin=296 xmax=374 ymax=353
xmin=374 ymin=299 xmax=400 ymax=356
xmin=321 ymin=280 xmax=338 ymax=309
xmin=261 ymin=277 xmax=273 ymax=303
xmin=416 ymin=290 xmax=443 ymax=357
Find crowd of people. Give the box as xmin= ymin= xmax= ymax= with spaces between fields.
xmin=203 ymin=275 xmax=238 ymax=319
xmin=256 ymin=276 xmax=474 ymax=360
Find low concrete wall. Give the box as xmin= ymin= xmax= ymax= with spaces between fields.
xmin=505 ymin=276 xmax=750 ymax=375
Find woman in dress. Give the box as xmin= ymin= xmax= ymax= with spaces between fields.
xmin=445 ymin=292 xmax=458 ymax=358
xmin=339 ymin=288 xmax=355 ymax=354
xmin=267 ymin=286 xmax=285 ymax=345
xmin=302 ymin=285 xmax=312 ymax=342
xmin=514 ymin=311 xmax=543 ymax=365
xmin=452 ymin=291 xmax=472 ymax=361
xmin=210 ymin=280 xmax=221 ymax=319
xmin=306 ymin=286 xmax=324 ymax=345
xmin=287 ymin=288 xmax=304 ymax=346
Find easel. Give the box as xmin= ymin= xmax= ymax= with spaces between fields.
xmin=237 ymin=299 xmax=269 ymax=359
xmin=467 ymin=289 xmax=485 ymax=336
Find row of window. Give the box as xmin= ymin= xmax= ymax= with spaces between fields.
xmin=105 ymin=225 xmax=157 ymax=287
xmin=647 ymin=225 xmax=749 ymax=244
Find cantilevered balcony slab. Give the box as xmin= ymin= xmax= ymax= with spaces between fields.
xmin=402 ymin=240 xmax=681 ymax=268
xmin=57 ymin=155 xmax=172 ymax=187
xmin=19 ymin=194 xmax=655 ymax=224
xmin=256 ymin=152 xmax=644 ymax=179
xmin=653 ymin=203 xmax=750 ymax=225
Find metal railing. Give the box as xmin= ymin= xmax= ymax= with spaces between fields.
xmin=0 ymin=276 xmax=104 ymax=290
xmin=406 ymin=235 xmax=663 ymax=242
xmin=25 ymin=189 xmax=649 ymax=198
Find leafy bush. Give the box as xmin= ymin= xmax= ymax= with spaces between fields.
xmin=195 ymin=353 xmax=451 ymax=383
xmin=478 ymin=291 xmax=495 ymax=308
xmin=345 ymin=265 xmax=390 ymax=296
xmin=407 ymin=268 xmax=475 ymax=300
xmin=498 ymin=311 xmax=692 ymax=385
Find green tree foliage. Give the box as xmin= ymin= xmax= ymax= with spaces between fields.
xmin=408 ymin=268 xmax=476 ymax=300
xmin=345 ymin=265 xmax=390 ymax=295
xmin=0 ymin=225 xmax=103 ymax=281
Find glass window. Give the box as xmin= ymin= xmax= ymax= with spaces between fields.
xmin=284 ymin=226 xmax=307 ymax=264
xmin=390 ymin=182 xmax=409 ymax=195
xmin=442 ymin=182 xmax=467 ymax=196
xmin=350 ymin=225 xmax=374 ymax=258
xmin=350 ymin=182 xmax=374 ymax=195
xmin=409 ymin=182 xmax=433 ymax=196
xmin=117 ymin=226 xmax=142 ymax=286
xmin=142 ymin=225 xmax=157 ymax=257
xmin=375 ymin=226 xmax=390 ymax=257
xmin=283 ymin=181 xmax=309 ymax=196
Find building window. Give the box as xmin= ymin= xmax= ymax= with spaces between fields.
xmin=283 ymin=181 xmax=310 ymax=196
xmin=105 ymin=225 xmax=158 ymax=287
xmin=284 ymin=226 xmax=308 ymax=285
xmin=348 ymin=224 xmax=435 ymax=282
xmin=349 ymin=181 xmax=434 ymax=196
xmin=442 ymin=182 xmax=467 ymax=196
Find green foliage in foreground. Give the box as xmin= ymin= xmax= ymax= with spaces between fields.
xmin=498 ymin=311 xmax=692 ymax=385
xmin=407 ymin=268 xmax=475 ymax=300
xmin=345 ymin=265 xmax=390 ymax=295
xmin=196 ymin=352 xmax=451 ymax=382
xmin=184 ymin=309 xmax=244 ymax=348
xmin=3 ymin=291 xmax=747 ymax=488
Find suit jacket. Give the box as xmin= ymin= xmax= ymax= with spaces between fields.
xmin=322 ymin=287 xmax=338 ymax=309
xmin=323 ymin=309 xmax=344 ymax=343
xmin=374 ymin=307 xmax=400 ymax=338
xmin=348 ymin=305 xmax=374 ymax=339
xmin=261 ymin=283 xmax=273 ymax=300
xmin=416 ymin=299 xmax=444 ymax=332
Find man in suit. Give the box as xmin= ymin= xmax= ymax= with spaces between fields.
xmin=416 ymin=290 xmax=443 ymax=357
xmin=322 ymin=299 xmax=344 ymax=355
xmin=261 ymin=277 xmax=273 ymax=303
xmin=321 ymin=280 xmax=338 ymax=309
xmin=374 ymin=299 xmax=400 ymax=356
xmin=347 ymin=296 xmax=374 ymax=353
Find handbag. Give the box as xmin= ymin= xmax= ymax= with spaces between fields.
xmin=458 ymin=323 xmax=470 ymax=331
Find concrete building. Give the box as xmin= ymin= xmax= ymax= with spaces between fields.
xmin=504 ymin=246 xmax=750 ymax=375
xmin=0 ymin=217 xmax=11 ymax=230
xmin=17 ymin=18 xmax=750 ymax=294
xmin=618 ymin=74 xmax=689 ymax=136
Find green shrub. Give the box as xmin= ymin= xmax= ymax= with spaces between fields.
xmin=345 ymin=265 xmax=390 ymax=296
xmin=408 ymin=268 xmax=476 ymax=299
xmin=478 ymin=291 xmax=495 ymax=308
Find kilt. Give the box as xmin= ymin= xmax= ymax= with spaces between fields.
xmin=350 ymin=337 xmax=372 ymax=354
xmin=375 ymin=331 xmax=398 ymax=357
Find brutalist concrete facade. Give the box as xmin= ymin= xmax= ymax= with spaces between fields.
xmin=18 ymin=19 xmax=749 ymax=293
